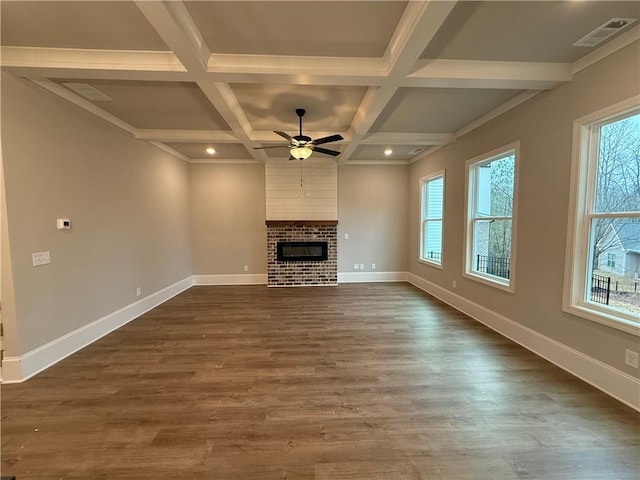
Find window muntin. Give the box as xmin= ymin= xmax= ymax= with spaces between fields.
xmin=465 ymin=143 xmax=518 ymax=290
xmin=420 ymin=171 xmax=445 ymax=266
xmin=564 ymin=100 xmax=640 ymax=335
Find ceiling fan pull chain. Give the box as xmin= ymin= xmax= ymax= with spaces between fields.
xmin=300 ymin=160 xmax=303 ymax=187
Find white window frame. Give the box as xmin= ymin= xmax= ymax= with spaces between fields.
xmin=463 ymin=141 xmax=520 ymax=292
xmin=563 ymin=96 xmax=640 ymax=336
xmin=419 ymin=170 xmax=445 ymax=269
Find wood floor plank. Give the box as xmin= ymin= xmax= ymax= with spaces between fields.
xmin=2 ymin=283 xmax=638 ymax=479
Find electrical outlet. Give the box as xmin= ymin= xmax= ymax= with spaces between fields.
xmin=359 ymin=264 xmax=364 ymax=270
xmin=136 ymin=287 xmax=142 ymax=297
xmin=452 ymin=280 xmax=457 ymax=289
xmin=353 ymin=263 xmax=359 ymax=270
xmin=32 ymin=251 xmax=51 ymax=266
xmin=243 ymin=265 xmax=249 ymax=272
xmin=344 ymin=233 xmax=349 ymax=240
xmin=625 ymin=349 xmax=639 ymax=369
xmin=371 ymin=263 xmax=376 ymax=270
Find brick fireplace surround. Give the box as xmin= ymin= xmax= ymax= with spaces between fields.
xmin=266 ymin=221 xmax=338 ymax=286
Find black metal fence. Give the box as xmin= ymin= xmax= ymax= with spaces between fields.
xmin=424 ymin=251 xmax=441 ymax=262
xmin=590 ymin=273 xmax=611 ymax=305
xmin=476 ymin=255 xmax=510 ymax=279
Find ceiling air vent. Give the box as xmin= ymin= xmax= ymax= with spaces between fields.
xmin=409 ymin=147 xmax=425 ymax=155
xmin=573 ymin=18 xmax=636 ymax=47
xmin=61 ymin=82 xmax=112 ymax=102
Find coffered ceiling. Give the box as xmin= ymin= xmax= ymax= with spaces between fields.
xmin=2 ymin=1 xmax=638 ymax=164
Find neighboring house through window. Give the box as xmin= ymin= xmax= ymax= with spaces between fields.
xmin=464 ymin=142 xmax=519 ymax=291
xmin=420 ymin=170 xmax=445 ymax=267
xmin=563 ymin=97 xmax=640 ymax=334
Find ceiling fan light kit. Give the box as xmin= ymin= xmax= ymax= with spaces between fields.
xmin=254 ymin=108 xmax=343 ymax=160
xmin=290 ymin=146 xmax=313 ymax=160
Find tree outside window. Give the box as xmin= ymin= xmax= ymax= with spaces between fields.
xmin=564 ymin=100 xmax=640 ymax=334
xmin=465 ymin=143 xmax=519 ymax=290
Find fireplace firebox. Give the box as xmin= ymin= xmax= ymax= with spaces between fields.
xmin=277 ymin=241 xmax=328 ymax=262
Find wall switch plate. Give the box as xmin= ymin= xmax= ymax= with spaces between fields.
xmin=371 ymin=263 xmax=376 ymax=270
xmin=32 ymin=251 xmax=51 ymax=266
xmin=136 ymin=287 xmax=142 ymax=297
xmin=344 ymin=233 xmax=349 ymax=240
xmin=243 ymin=265 xmax=249 ymax=272
xmin=452 ymin=280 xmax=457 ymax=289
xmin=353 ymin=263 xmax=359 ymax=270
xmin=625 ymin=349 xmax=639 ymax=369
xmin=359 ymin=264 xmax=364 ymax=270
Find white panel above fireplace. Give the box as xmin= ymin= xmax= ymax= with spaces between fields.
xmin=265 ymin=159 xmax=337 ymax=220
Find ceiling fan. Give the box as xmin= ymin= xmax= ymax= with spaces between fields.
xmin=254 ymin=108 xmax=343 ymax=160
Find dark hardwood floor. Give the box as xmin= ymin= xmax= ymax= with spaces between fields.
xmin=1 ymin=283 xmax=638 ymax=479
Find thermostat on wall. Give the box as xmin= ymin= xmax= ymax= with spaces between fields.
xmin=57 ymin=218 xmax=71 ymax=230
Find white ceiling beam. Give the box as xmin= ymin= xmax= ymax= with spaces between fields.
xmin=383 ymin=1 xmax=457 ymax=77
xmin=406 ymin=59 xmax=572 ymax=89
xmin=135 ymin=0 xmax=268 ymax=163
xmin=0 ymin=46 xmax=188 ymax=81
xmin=252 ymin=130 xmax=351 ymax=144
xmin=207 ymin=54 xmax=386 ymax=85
xmin=362 ymin=133 xmax=455 ymax=145
xmin=135 ymin=130 xmax=239 ymax=143
xmin=148 ymin=142 xmax=189 ymax=162
xmin=340 ymin=0 xmax=457 ymax=164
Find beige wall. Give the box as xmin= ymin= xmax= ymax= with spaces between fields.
xmin=1 ymin=73 xmax=192 ymax=356
xmin=189 ymin=162 xmax=409 ymax=276
xmin=409 ymin=41 xmax=640 ymax=376
xmin=338 ymin=164 xmax=409 ymax=273
xmin=189 ymin=163 xmax=266 ymax=275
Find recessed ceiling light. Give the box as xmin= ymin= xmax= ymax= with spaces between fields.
xmin=384 ymin=148 xmax=393 ymax=156
xmin=206 ymin=147 xmax=216 ymax=155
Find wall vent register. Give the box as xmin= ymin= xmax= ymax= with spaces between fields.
xmin=277 ymin=241 xmax=328 ymax=262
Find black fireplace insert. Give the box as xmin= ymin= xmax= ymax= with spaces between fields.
xmin=277 ymin=241 xmax=328 ymax=262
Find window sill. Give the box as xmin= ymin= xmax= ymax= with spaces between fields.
xmin=419 ymin=258 xmax=443 ymax=270
xmin=562 ymin=302 xmax=640 ymax=336
xmin=463 ymin=271 xmax=514 ymax=293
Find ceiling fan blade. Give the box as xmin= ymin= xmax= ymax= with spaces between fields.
xmin=312 ymin=134 xmax=343 ymax=146
xmin=313 ymin=146 xmax=341 ymax=157
xmin=274 ymin=130 xmax=294 ymax=142
xmin=253 ymin=145 xmax=289 ymax=149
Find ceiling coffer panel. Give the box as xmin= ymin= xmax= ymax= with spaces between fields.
xmin=185 ymin=1 xmax=408 ymax=58
xmin=421 ymin=1 xmax=640 ymax=63
xmin=231 ymin=84 xmax=367 ymax=133
xmin=351 ymin=145 xmax=431 ymax=162
xmin=0 ymin=1 xmax=169 ymax=51
xmin=56 ymin=80 xmax=230 ymax=131
xmin=371 ymin=88 xmax=524 ymax=134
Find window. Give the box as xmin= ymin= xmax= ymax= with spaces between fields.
xmin=564 ymin=98 xmax=640 ymax=335
xmin=464 ymin=143 xmax=519 ymax=291
xmin=420 ymin=170 xmax=445 ymax=267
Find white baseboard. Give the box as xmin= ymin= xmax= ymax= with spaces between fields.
xmin=192 ymin=274 xmax=267 ymax=285
xmin=407 ymin=272 xmax=640 ymax=412
xmin=1 ymin=276 xmax=193 ymax=383
xmin=338 ymin=271 xmax=408 ymax=283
